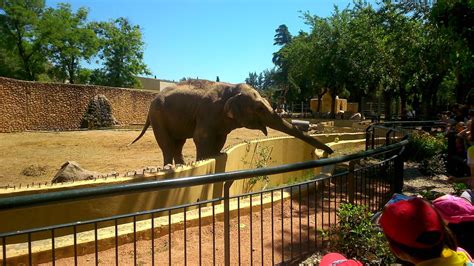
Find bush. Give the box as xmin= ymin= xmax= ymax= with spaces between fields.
xmin=418 ymin=190 xmax=444 ymax=201
xmin=405 ymin=131 xmax=447 ymax=162
xmin=420 ymin=153 xmax=446 ymax=176
xmin=452 ymin=182 xmax=469 ymax=196
xmin=331 ymin=203 xmax=396 ymax=265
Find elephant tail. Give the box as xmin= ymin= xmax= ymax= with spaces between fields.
xmin=128 ymin=115 xmax=151 ymax=146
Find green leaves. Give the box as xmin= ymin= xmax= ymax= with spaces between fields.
xmin=0 ymin=1 xmax=149 ymax=87
xmin=40 ymin=3 xmax=99 ymax=83
xmin=332 ymin=203 xmax=396 ymax=265
xmin=92 ymin=18 xmax=150 ymax=88
xmin=0 ymin=0 xmax=47 ymax=80
xmin=262 ymin=1 xmax=470 ymax=117
xmin=406 ymin=131 xmax=447 ymax=162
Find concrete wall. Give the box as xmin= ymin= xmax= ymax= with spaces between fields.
xmin=136 ymin=77 xmax=177 ymax=92
xmin=0 ymin=133 xmax=367 ymax=241
xmin=310 ymin=94 xmax=350 ymax=114
xmin=347 ymin=102 xmax=359 ymax=113
xmin=136 ymin=76 xmax=161 ymax=91
xmin=0 ymin=77 xmax=157 ymax=132
xmin=0 ymin=134 xmax=369 ymax=264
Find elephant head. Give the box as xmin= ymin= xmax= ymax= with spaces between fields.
xmin=223 ymin=84 xmax=334 ymax=154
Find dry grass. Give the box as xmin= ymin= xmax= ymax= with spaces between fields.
xmin=0 ymin=128 xmax=288 ymax=186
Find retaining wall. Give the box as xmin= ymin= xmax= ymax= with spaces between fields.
xmin=0 ymin=77 xmax=156 ymax=132
xmin=0 ymin=133 xmax=367 ymax=241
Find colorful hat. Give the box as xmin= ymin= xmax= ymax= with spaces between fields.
xmin=379 ymin=197 xmax=444 ymax=249
xmin=319 ymin=253 xmax=363 ymax=266
xmin=432 ymin=194 xmax=474 ymax=224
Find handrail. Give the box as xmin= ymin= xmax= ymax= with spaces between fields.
xmin=0 ymin=121 xmax=447 ymax=266
xmin=0 ymin=138 xmax=409 ymax=211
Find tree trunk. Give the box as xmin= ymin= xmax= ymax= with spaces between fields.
xmin=400 ymin=90 xmax=407 ymax=120
xmin=383 ymin=91 xmax=392 ymax=121
xmin=317 ymin=88 xmax=328 ymax=114
xmin=330 ymin=89 xmax=336 ymax=119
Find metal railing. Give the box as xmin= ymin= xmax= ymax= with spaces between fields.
xmin=0 ymin=121 xmax=443 ymax=265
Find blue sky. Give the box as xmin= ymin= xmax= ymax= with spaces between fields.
xmin=47 ymin=0 xmax=356 ymax=84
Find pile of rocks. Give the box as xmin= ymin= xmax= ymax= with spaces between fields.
xmin=81 ymin=94 xmax=118 ymax=129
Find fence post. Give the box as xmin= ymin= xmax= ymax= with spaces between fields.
xmin=365 ymin=126 xmax=372 ymax=151
xmin=394 ymin=153 xmax=404 ymax=194
xmin=224 ymin=180 xmax=234 ymax=266
xmin=371 ymin=127 xmax=375 ymax=149
xmin=385 ymin=129 xmax=393 ymax=146
xmin=348 ymin=161 xmax=356 ymax=204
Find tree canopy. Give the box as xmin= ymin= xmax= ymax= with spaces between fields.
xmin=0 ymin=0 xmax=47 ymax=80
xmin=91 ymin=18 xmax=150 ymax=88
xmin=40 ymin=3 xmax=99 ymax=83
xmin=0 ymin=1 xmax=149 ymax=88
xmin=248 ymin=0 xmax=472 ymax=118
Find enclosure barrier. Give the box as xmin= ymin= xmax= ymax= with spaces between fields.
xmin=0 ymin=122 xmax=445 ymax=265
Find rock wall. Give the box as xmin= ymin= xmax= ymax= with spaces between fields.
xmin=0 ymin=77 xmax=157 ymax=132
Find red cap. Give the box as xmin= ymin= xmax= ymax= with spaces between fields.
xmin=320 ymin=253 xmax=363 ymax=266
xmin=379 ymin=197 xmax=444 ymax=249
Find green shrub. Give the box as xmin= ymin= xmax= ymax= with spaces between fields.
xmin=331 ymin=203 xmax=396 ymax=265
xmin=405 ymin=131 xmax=447 ymax=162
xmin=420 ymin=153 xmax=446 ymax=176
xmin=241 ymin=143 xmax=275 ymax=191
xmin=418 ymin=190 xmax=444 ymax=201
xmin=452 ymin=182 xmax=469 ymax=196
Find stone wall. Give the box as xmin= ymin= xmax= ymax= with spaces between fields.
xmin=0 ymin=77 xmax=157 ymax=132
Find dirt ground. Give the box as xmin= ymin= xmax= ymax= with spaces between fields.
xmin=0 ymin=128 xmax=292 ymax=187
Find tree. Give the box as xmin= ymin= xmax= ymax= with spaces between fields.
xmin=431 ymin=0 xmax=474 ymax=104
xmin=272 ymin=24 xmax=292 ymax=66
xmin=0 ymin=41 xmax=24 ymax=78
xmin=273 ymin=24 xmax=292 ymax=46
xmin=344 ymin=2 xmax=384 ymax=110
xmin=245 ymin=69 xmax=278 ymax=101
xmin=0 ymin=0 xmax=47 ymax=80
xmin=245 ymin=72 xmax=260 ymax=89
xmin=256 ymin=0 xmax=464 ymax=118
xmin=374 ymin=1 xmax=451 ymax=119
xmin=304 ymin=7 xmax=353 ymax=117
xmin=93 ymin=17 xmax=150 ymax=88
xmin=40 ymin=3 xmax=99 ymax=84
xmin=275 ymin=32 xmax=314 ymax=102
xmin=271 ymin=24 xmax=294 ymax=105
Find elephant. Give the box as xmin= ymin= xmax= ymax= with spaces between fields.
xmin=130 ymin=79 xmax=333 ymax=165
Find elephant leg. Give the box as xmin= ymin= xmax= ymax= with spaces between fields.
xmin=173 ymin=139 xmax=186 ymax=164
xmin=150 ymin=121 xmax=175 ymax=165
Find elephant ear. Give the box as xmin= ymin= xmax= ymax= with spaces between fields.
xmin=223 ymin=93 xmax=242 ymax=119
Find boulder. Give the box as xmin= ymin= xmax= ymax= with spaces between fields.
xmin=52 ymin=161 xmax=102 ymax=183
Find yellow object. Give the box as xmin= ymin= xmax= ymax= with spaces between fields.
xmin=416 ymin=248 xmax=472 ymax=266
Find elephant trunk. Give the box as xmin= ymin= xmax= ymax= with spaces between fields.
xmin=266 ymin=114 xmax=334 ymax=154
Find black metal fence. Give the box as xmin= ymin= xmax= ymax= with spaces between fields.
xmin=0 ymin=122 xmax=444 ymax=265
